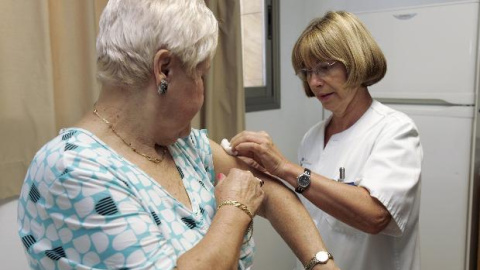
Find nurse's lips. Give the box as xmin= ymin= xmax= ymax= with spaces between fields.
xmin=318 ymin=92 xmax=333 ymax=101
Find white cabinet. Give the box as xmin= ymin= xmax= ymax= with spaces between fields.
xmin=356 ymin=1 xmax=479 ymax=105
xmin=390 ymin=104 xmax=474 ymax=270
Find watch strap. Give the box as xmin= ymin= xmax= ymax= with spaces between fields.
xmin=304 ymin=251 xmax=333 ymax=270
xmin=295 ymin=186 xmax=306 ymax=193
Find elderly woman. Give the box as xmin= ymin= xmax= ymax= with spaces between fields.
xmin=230 ymin=11 xmax=423 ymax=270
xmin=17 ymin=1 xmax=339 ymax=270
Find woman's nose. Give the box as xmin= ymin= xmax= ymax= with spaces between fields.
xmin=308 ymin=74 xmax=324 ymax=88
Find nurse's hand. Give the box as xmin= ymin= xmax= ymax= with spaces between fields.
xmin=230 ymin=131 xmax=290 ymax=178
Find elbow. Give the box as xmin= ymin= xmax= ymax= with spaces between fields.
xmin=363 ymin=210 xmax=392 ymax=235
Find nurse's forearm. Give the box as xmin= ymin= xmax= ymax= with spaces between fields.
xmin=280 ymin=162 xmax=391 ymax=234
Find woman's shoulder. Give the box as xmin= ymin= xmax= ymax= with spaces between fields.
xmin=31 ymin=128 xmax=101 ymax=157
xmin=369 ymin=101 xmax=421 ymax=143
xmin=51 ymin=127 xmax=109 ymax=156
xmin=371 ymin=100 xmax=418 ymax=129
xmin=27 ymin=128 xmax=116 ymax=181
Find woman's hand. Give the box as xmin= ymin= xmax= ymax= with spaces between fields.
xmin=215 ymin=168 xmax=265 ymax=216
xmin=230 ymin=131 xmax=290 ymax=178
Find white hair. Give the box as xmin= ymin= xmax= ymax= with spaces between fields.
xmin=96 ymin=0 xmax=218 ymax=87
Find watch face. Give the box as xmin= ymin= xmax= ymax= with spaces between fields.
xmin=315 ymin=251 xmax=329 ymax=263
xmin=298 ymin=175 xmax=310 ymax=187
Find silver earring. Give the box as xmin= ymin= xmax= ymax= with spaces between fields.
xmin=158 ymin=80 xmax=168 ymax=95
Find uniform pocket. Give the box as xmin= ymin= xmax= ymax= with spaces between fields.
xmin=324 ymin=211 xmax=363 ymax=238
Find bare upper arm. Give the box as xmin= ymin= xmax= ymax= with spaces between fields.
xmin=209 ymin=139 xmax=250 ymax=184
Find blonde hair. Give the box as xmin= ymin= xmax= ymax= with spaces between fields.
xmin=292 ymin=11 xmax=386 ymax=97
xmin=96 ymin=0 xmax=218 ymax=87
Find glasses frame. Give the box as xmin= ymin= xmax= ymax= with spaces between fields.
xmin=297 ymin=61 xmax=337 ymax=81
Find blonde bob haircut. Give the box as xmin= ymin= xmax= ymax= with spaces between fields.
xmin=96 ymin=0 xmax=218 ymax=87
xmin=292 ymin=11 xmax=386 ymax=97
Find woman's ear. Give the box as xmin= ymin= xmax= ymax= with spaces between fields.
xmin=153 ymin=49 xmax=171 ymax=84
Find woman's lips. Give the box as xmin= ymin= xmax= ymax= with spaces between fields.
xmin=318 ymin=92 xmax=333 ymax=101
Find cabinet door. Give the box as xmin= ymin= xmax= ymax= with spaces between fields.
xmin=389 ymin=104 xmax=473 ymax=270
xmin=356 ymin=2 xmax=479 ymax=105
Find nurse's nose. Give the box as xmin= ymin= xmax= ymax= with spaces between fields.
xmin=308 ymin=74 xmax=325 ymax=89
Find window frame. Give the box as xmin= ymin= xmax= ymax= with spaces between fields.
xmin=244 ymin=0 xmax=281 ymax=112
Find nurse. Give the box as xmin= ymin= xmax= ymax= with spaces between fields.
xmin=230 ymin=11 xmax=423 ymax=270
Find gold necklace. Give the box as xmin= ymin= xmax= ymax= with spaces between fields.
xmin=93 ymin=106 xmax=167 ymax=164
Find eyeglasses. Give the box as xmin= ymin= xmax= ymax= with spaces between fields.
xmin=297 ymin=61 xmax=337 ymax=80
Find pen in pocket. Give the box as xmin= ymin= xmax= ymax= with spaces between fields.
xmin=338 ymin=167 xmax=355 ymax=186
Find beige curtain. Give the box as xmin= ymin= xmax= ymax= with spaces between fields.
xmin=196 ymin=0 xmax=246 ymax=143
xmin=0 ymin=0 xmax=245 ymax=200
xmin=0 ymin=0 xmax=106 ymax=200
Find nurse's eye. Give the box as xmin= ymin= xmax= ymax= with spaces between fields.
xmin=313 ymin=61 xmax=336 ymax=75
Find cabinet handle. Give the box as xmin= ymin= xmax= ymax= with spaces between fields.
xmin=393 ymin=13 xmax=417 ymax=20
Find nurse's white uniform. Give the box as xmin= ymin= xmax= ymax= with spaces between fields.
xmin=295 ymin=100 xmax=423 ymax=270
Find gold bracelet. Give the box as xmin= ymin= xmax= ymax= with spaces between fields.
xmin=244 ymin=220 xmax=253 ymax=244
xmin=217 ymin=200 xmax=253 ymax=218
xmin=217 ymin=200 xmax=254 ymax=244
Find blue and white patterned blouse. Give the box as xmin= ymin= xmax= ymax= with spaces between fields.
xmin=17 ymin=128 xmax=255 ymax=269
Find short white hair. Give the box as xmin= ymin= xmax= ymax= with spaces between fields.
xmin=96 ymin=0 xmax=218 ymax=87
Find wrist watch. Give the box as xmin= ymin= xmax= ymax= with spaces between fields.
xmin=304 ymin=251 xmax=334 ymax=270
xmin=295 ymin=168 xmax=311 ymax=193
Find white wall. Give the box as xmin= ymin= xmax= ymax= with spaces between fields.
xmin=0 ymin=198 xmax=29 ymax=269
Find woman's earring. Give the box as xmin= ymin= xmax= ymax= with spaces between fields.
xmin=158 ymin=80 xmax=168 ymax=95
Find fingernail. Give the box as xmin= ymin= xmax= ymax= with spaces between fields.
xmin=216 ymin=173 xmax=226 ymax=181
